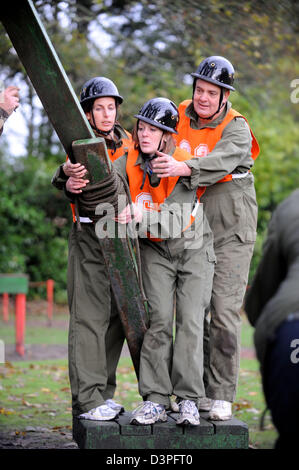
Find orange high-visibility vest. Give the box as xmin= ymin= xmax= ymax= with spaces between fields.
xmin=69 ymin=133 xmax=132 ymax=222
xmin=174 ymin=100 xmax=260 ymax=188
xmin=126 ymin=147 xmax=198 ymax=242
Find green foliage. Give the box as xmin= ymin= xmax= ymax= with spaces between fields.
xmin=0 ymin=0 xmax=298 ymax=290
xmin=230 ymin=58 xmax=299 ymax=280
xmin=0 ymin=153 xmax=71 ymax=297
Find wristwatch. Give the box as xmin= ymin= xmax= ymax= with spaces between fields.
xmin=0 ymin=107 xmax=9 ymax=122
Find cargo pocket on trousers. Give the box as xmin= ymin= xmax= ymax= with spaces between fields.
xmin=206 ymin=245 xmax=217 ymax=264
xmin=235 ymin=230 xmax=257 ymax=244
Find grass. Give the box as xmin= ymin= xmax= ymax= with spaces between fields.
xmin=0 ymin=306 xmax=278 ymax=449
xmin=0 ymin=324 xmax=68 ymax=345
xmin=0 ymin=360 xmax=72 ymax=430
xmin=240 ymin=313 xmax=255 ymax=348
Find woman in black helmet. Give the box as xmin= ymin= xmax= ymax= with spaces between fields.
xmin=51 ymin=77 xmax=131 ymax=422
xmin=112 ymin=97 xmax=215 ymax=427
xmin=61 ymin=76 xmax=130 ymax=192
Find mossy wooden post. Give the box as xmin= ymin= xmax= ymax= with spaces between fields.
xmin=2 ymin=292 xmax=9 ymax=322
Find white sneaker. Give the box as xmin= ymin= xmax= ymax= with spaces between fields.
xmin=176 ymin=400 xmax=200 ymax=426
xmin=198 ymin=397 xmax=214 ymax=411
xmin=208 ymin=400 xmax=232 ymax=421
xmin=79 ymin=403 xmax=119 ymax=421
xmin=105 ymin=399 xmax=125 ymax=414
xmin=130 ymin=401 xmax=167 ymax=425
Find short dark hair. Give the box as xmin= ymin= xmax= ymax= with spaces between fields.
xmin=81 ymin=97 xmax=118 ymax=114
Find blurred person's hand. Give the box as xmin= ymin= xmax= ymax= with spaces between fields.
xmin=0 ymin=86 xmax=20 ymax=115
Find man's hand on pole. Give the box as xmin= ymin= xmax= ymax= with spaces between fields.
xmin=151 ymin=151 xmax=192 ymax=178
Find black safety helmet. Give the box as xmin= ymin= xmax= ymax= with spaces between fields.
xmin=191 ymin=56 xmax=235 ymax=91
xmin=80 ymin=76 xmax=123 ymax=110
xmin=134 ymin=97 xmax=179 ymax=134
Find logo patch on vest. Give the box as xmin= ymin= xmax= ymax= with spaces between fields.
xmin=194 ymin=143 xmax=209 ymax=158
xmin=179 ymin=139 xmax=191 ymax=153
xmin=136 ymin=192 xmax=155 ymax=212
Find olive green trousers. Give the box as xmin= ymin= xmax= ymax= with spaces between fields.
xmin=138 ymin=224 xmax=215 ymax=408
xmin=201 ymin=176 xmax=258 ymax=402
xmin=67 ymin=223 xmax=125 ymax=416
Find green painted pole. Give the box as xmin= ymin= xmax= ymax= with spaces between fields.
xmin=1 ymin=0 xmax=148 ymax=377
xmin=0 ymin=0 xmax=94 ymax=162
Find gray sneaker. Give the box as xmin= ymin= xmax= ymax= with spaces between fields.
xmin=176 ymin=400 xmax=200 ymax=426
xmin=208 ymin=400 xmax=232 ymax=421
xmin=198 ymin=397 xmax=214 ymax=411
xmin=79 ymin=404 xmax=119 ymax=421
xmin=105 ymin=399 xmax=125 ymax=414
xmin=130 ymin=401 xmax=167 ymax=425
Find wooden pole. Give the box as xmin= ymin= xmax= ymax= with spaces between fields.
xmin=15 ymin=293 xmax=26 ymax=356
xmin=46 ymin=279 xmax=54 ymax=326
xmin=2 ymin=293 xmax=9 ymax=322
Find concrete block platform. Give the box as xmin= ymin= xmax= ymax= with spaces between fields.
xmin=73 ymin=411 xmax=248 ymax=449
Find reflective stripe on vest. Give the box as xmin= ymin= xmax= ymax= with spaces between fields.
xmin=175 ymin=100 xmax=260 ymax=184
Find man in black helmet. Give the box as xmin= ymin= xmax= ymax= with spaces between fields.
xmin=151 ymin=56 xmax=260 ymax=420
xmin=51 ymin=77 xmax=131 ymax=421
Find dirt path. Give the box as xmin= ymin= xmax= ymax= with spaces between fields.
xmin=0 ymin=429 xmax=78 ymax=449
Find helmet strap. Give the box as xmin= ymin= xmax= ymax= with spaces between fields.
xmin=139 ymin=132 xmax=164 ymax=190
xmin=204 ymin=88 xmax=225 ymax=120
xmin=157 ymin=133 xmax=165 ymax=152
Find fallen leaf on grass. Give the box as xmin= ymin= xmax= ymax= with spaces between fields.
xmin=233 ymin=400 xmax=252 ymax=411
xmin=25 ymin=426 xmax=51 ymax=432
xmin=15 ymin=382 xmax=25 ymax=388
xmin=0 ymin=407 xmax=15 ymax=415
xmin=7 ymin=395 xmax=22 ymax=402
xmin=248 ymin=391 xmax=257 ymax=396
xmin=22 ymin=399 xmax=32 ymax=407
xmin=121 ymin=382 xmax=137 ymax=390
xmin=247 ymin=408 xmax=260 ymax=414
xmin=22 ymin=399 xmax=43 ymax=408
xmin=40 ymin=388 xmax=51 ymax=393
xmin=5 ymin=361 xmax=14 ymax=369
